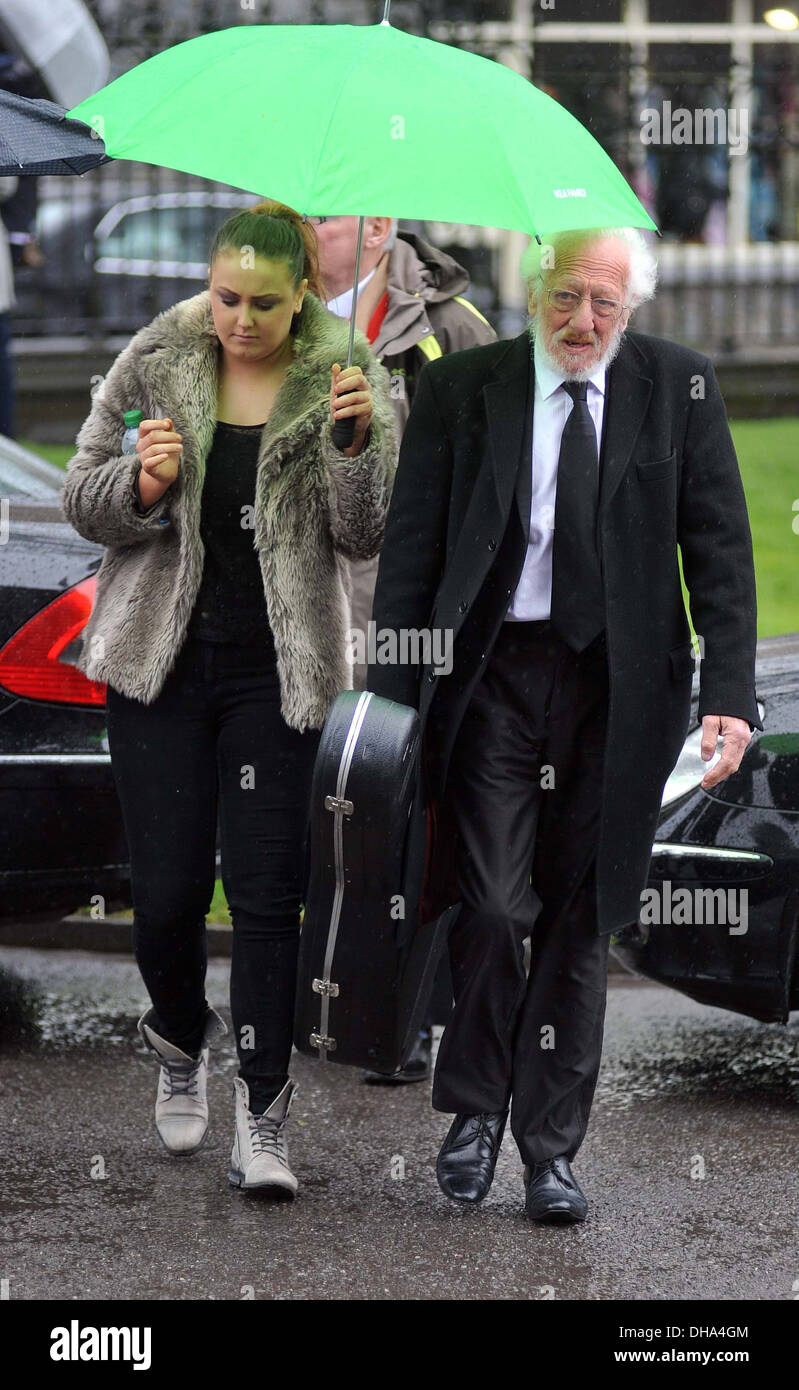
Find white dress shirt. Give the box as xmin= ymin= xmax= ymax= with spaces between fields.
xmin=504 ymin=337 xmax=606 ymax=621
xmin=324 ymin=264 xmax=378 ymax=321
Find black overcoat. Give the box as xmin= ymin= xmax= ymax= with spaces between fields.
xmin=366 ymin=328 xmax=762 ymax=936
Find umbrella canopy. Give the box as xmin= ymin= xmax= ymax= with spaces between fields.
xmin=0 ymin=88 xmax=111 ymax=175
xmin=66 ymin=22 xmax=656 ymax=238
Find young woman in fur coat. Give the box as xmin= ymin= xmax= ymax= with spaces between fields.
xmin=62 ymin=202 xmax=398 ymax=1197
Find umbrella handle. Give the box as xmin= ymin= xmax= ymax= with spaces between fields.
xmin=331 ymin=415 xmax=356 ymax=449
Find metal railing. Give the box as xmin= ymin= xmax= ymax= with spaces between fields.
xmin=630 ymin=243 xmax=799 ymax=355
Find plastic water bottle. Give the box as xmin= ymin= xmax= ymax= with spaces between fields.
xmin=121 ymin=409 xmax=144 ymax=454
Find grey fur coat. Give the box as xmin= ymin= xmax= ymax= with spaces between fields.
xmin=61 ymin=289 xmax=398 ymax=731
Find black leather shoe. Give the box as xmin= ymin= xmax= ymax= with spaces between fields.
xmin=363 ymin=1030 xmax=432 ymax=1085
xmin=436 ymin=1111 xmax=508 ymax=1203
xmin=523 ymin=1156 xmax=588 ymax=1223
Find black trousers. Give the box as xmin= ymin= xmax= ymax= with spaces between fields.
xmin=433 ymin=619 xmax=611 ymax=1166
xmin=105 ymin=635 xmax=321 ymax=1109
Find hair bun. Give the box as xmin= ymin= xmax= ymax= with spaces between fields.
xmin=208 ymin=199 xmax=326 ymax=303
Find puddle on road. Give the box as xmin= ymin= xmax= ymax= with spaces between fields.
xmin=0 ymin=965 xmax=142 ymax=1051
xmin=0 ymin=968 xmax=42 ymax=1046
xmin=0 ymin=948 xmax=230 ymax=1053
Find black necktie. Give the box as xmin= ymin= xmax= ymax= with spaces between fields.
xmin=549 ymin=381 xmax=604 ymax=653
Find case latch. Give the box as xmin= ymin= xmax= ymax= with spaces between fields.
xmin=312 ymin=978 xmax=340 ymax=997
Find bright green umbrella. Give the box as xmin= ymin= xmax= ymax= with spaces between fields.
xmin=67 ymin=19 xmax=655 ymax=237
xmin=67 ymin=12 xmax=655 ymax=441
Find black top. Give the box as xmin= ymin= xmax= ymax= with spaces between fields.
xmin=186 ymin=421 xmax=277 ymax=649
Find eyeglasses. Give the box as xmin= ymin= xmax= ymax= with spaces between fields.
xmin=538 ymin=278 xmax=625 ymax=322
xmin=305 ymin=216 xmax=342 ymax=227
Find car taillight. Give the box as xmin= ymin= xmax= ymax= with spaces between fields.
xmin=0 ymin=576 xmax=107 ymax=706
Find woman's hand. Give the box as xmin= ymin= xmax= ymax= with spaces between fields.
xmin=330 ymin=364 xmax=372 ymax=456
xmin=135 ymin=418 xmax=183 ymax=508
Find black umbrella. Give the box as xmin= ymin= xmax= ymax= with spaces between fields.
xmin=0 ymin=88 xmax=111 ymax=176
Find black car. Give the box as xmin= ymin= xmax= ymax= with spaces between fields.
xmin=13 ymin=189 xmax=253 ymax=334
xmin=0 ymin=436 xmax=129 ymax=920
xmin=615 ymin=636 xmax=799 ymax=1024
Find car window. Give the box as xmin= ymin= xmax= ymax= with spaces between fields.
xmin=98 ymin=204 xmax=239 ymax=265
xmin=0 ymin=440 xmax=64 ymax=498
xmin=99 ymin=208 xmax=170 ymax=261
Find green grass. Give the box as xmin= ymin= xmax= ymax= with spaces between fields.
xmin=28 ymin=441 xmax=75 ymax=470
xmin=209 ymin=879 xmax=231 ymax=925
xmin=729 ymin=419 xmax=799 ymax=639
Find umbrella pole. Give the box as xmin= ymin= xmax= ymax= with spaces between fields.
xmin=331 ymin=214 xmax=365 ymax=449
xmin=344 ymin=213 xmax=365 ymax=370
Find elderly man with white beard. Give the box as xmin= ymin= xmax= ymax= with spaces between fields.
xmin=366 ymin=226 xmax=761 ymax=1224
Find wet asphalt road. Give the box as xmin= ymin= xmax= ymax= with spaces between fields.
xmin=0 ymin=945 xmax=797 ymax=1302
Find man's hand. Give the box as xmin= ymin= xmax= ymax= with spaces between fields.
xmin=699 ymin=715 xmax=752 ymax=789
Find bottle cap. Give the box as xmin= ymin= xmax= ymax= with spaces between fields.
xmin=123 ymin=409 xmax=144 ymax=427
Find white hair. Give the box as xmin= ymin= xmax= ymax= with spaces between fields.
xmin=382 ymin=218 xmax=399 ymax=252
xmin=520 ymin=226 xmax=658 ymax=308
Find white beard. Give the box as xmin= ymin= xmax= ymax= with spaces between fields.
xmin=526 ymin=310 xmax=626 ymax=381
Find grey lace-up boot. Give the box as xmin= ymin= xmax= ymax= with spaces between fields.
xmin=228 ymin=1076 xmax=298 ymax=1198
xmin=137 ymin=1006 xmax=227 ymax=1156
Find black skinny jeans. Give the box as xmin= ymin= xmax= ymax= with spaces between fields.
xmin=105 ymin=635 xmax=321 ymax=1110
